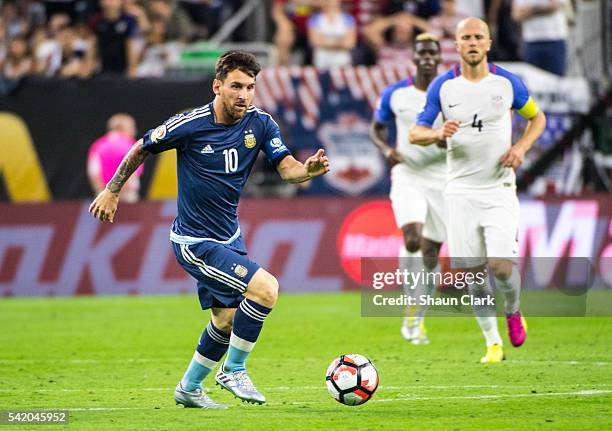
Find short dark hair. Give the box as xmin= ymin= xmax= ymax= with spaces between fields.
xmin=215 ymin=50 xmax=261 ymax=81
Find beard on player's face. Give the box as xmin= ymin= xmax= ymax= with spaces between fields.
xmin=222 ymin=98 xmax=245 ymax=122
xmin=219 ymin=90 xmax=251 ymax=122
xmin=461 ymin=48 xmax=487 ymax=66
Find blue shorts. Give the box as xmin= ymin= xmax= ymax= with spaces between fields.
xmin=173 ymin=240 xmax=260 ymax=310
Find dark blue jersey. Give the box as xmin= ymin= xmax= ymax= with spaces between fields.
xmin=142 ymin=103 xmax=291 ymax=250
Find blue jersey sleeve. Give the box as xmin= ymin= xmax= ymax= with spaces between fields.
xmin=493 ymin=65 xmax=539 ymax=119
xmin=142 ymin=111 xmax=197 ymax=154
xmin=374 ymin=84 xmax=396 ymax=123
xmin=415 ymin=74 xmax=445 ymax=127
xmin=261 ymin=115 xmax=291 ymax=165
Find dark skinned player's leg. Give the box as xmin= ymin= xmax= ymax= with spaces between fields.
xmin=402 ymin=223 xmax=422 ymax=254
xmin=412 ymin=238 xmax=442 ymax=330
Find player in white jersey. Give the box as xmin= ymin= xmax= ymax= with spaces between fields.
xmin=371 ymin=34 xmax=446 ymax=345
xmin=410 ymin=18 xmax=546 ymax=363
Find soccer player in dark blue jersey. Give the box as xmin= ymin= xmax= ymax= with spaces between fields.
xmin=89 ymin=50 xmax=330 ymax=408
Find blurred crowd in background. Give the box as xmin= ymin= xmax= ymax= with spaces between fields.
xmin=0 ymin=0 xmax=243 ymax=79
xmin=0 ymin=0 xmax=573 ymax=80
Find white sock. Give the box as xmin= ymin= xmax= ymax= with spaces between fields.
xmin=416 ymin=263 xmax=440 ymax=320
xmin=469 ymin=278 xmax=502 ymax=346
xmin=495 ymin=267 xmax=521 ymax=315
xmin=474 ymin=316 xmax=503 ymax=346
xmin=399 ymin=246 xmax=423 ymax=324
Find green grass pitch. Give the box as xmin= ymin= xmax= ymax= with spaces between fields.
xmin=1 ymin=292 xmax=610 ymax=430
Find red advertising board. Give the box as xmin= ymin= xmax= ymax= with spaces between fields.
xmin=1 ymin=196 xmax=612 ymax=297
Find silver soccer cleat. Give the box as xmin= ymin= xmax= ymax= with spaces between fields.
xmin=174 ymin=383 xmax=228 ymax=409
xmin=215 ymin=368 xmax=266 ymax=404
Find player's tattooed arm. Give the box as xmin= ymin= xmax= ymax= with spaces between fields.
xmin=106 ymin=139 xmax=150 ymax=194
xmin=89 ymin=139 xmax=149 ymax=223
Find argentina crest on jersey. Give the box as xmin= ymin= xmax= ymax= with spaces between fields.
xmin=244 ymin=130 xmax=256 ymax=149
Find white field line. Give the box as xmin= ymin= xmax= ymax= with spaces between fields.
xmin=374 ymin=389 xmax=612 ymax=403
xmin=512 ymin=360 xmax=611 ymax=366
xmin=0 ymin=358 xmax=610 ymax=366
xmin=40 ymin=389 xmax=612 ymax=411
xmin=0 ymin=384 xmax=610 ymax=394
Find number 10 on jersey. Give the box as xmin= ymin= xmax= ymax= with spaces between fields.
xmin=223 ymin=148 xmax=238 ymax=173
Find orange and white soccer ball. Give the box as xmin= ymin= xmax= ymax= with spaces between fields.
xmin=325 ymin=353 xmax=379 ymax=406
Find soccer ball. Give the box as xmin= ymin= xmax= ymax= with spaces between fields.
xmin=325 ymin=353 xmax=379 ymax=406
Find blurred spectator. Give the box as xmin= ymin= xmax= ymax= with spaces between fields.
xmin=347 ymin=0 xmax=385 ymax=65
xmin=57 ymin=24 xmax=94 ymax=78
xmin=348 ymin=0 xmax=385 ymax=34
xmin=87 ymin=113 xmax=142 ymax=202
xmin=74 ymin=0 xmax=100 ymax=22
xmin=148 ymin=0 xmax=195 ymax=42
xmin=89 ymin=0 xmax=139 ymax=77
xmin=3 ymin=35 xmax=33 ymax=80
xmin=272 ymin=0 xmax=315 ymax=66
xmin=31 ymin=24 xmax=62 ymax=76
xmin=42 ymin=0 xmax=77 ymax=21
xmin=428 ymin=0 xmax=464 ymax=69
xmin=17 ymin=0 xmax=47 ymax=29
xmin=487 ymin=0 xmax=520 ymax=61
xmin=47 ymin=11 xmax=71 ymax=34
xmin=384 ymin=0 xmax=441 ymax=19
xmin=125 ymin=0 xmax=151 ymax=36
xmin=178 ymin=0 xmax=225 ymax=39
xmin=0 ymin=17 xmax=7 ymax=71
xmin=363 ymin=12 xmax=429 ymax=70
xmin=1 ymin=0 xmax=30 ymax=37
xmin=455 ymin=0 xmax=484 ymax=18
xmin=31 ymin=18 xmax=93 ymax=78
xmin=512 ymin=0 xmax=569 ymax=75
xmin=135 ymin=13 xmax=182 ymax=77
xmin=31 ymin=13 xmax=71 ymax=77
xmin=307 ymin=0 xmax=357 ymax=69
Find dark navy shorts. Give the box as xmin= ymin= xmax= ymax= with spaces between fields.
xmin=173 ymin=241 xmax=260 ymax=310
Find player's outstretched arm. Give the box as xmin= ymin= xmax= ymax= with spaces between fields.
xmin=409 ymin=120 xmax=460 ymax=146
xmin=88 ymin=138 xmax=150 ymax=223
xmin=500 ymin=111 xmax=546 ymax=169
xmin=276 ymin=149 xmax=330 ymax=183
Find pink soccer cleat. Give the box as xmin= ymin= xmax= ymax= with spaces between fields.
xmin=506 ymin=312 xmax=527 ymax=347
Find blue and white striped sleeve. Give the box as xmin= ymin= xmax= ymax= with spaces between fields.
xmin=492 ymin=65 xmax=539 ymax=119
xmin=143 ymin=107 xmax=210 ymax=153
xmin=374 ymin=84 xmax=396 ymax=124
xmin=261 ymin=114 xmax=291 ymax=166
xmin=415 ymin=74 xmax=445 ymax=128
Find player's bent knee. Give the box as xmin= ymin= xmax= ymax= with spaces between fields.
xmin=421 ymin=243 xmax=440 ymax=269
xmin=245 ymin=268 xmax=279 ymax=308
xmin=489 ymin=259 xmax=513 ymax=281
xmin=404 ymin=237 xmax=420 ymax=253
xmin=422 ymin=255 xmax=438 ymax=270
xmin=210 ymin=308 xmax=235 ymax=333
xmin=401 ymin=224 xmax=422 ymax=253
xmin=212 ymin=318 xmax=233 ymax=333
